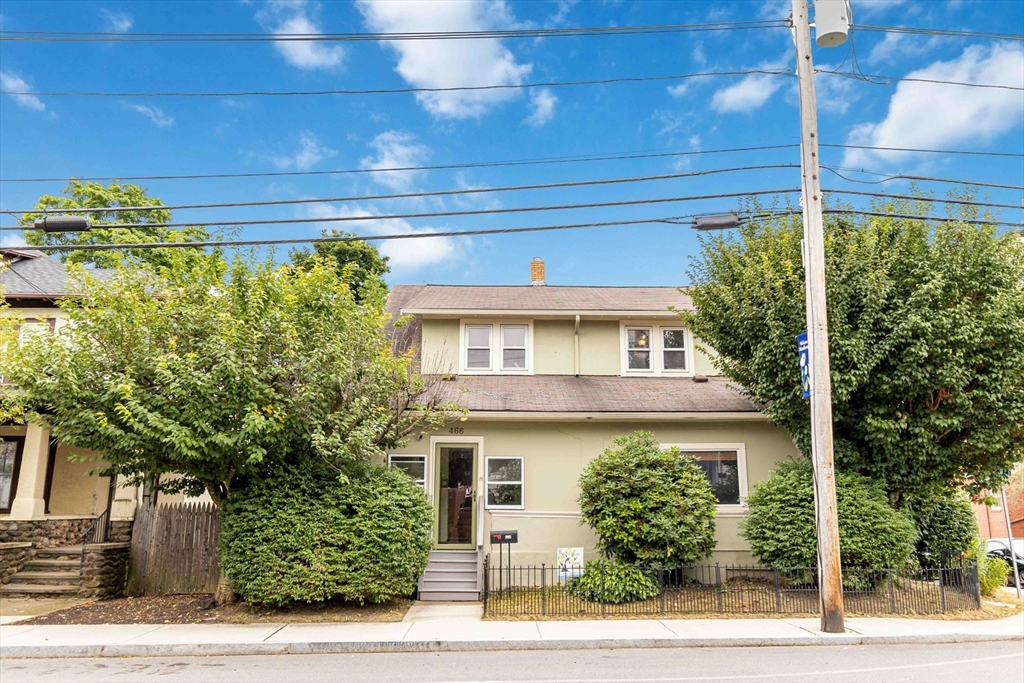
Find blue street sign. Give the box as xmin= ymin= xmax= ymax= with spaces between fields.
xmin=797 ymin=332 xmax=811 ymax=399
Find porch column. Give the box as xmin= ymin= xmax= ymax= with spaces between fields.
xmin=9 ymin=423 xmax=50 ymax=519
xmin=109 ymin=474 xmax=139 ymax=522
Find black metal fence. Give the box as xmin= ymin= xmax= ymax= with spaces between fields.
xmin=483 ymin=557 xmax=981 ymax=617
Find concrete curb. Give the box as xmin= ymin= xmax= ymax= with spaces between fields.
xmin=2 ymin=632 xmax=1021 ymax=659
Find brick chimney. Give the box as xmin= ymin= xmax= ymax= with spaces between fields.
xmin=530 ymin=257 xmax=546 ymax=286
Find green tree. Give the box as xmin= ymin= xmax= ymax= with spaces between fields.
xmin=1 ymin=254 xmax=455 ymax=501
xmin=20 ymin=180 xmax=213 ymax=271
xmin=0 ymin=271 xmax=26 ymax=424
xmin=290 ymin=230 xmax=390 ymax=300
xmin=683 ymin=198 xmax=1024 ymax=503
xmin=577 ymin=431 xmax=718 ymax=566
xmin=904 ymin=489 xmax=978 ymax=566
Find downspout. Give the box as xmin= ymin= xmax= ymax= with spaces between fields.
xmin=574 ymin=315 xmax=581 ymax=377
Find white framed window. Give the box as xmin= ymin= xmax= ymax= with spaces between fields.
xmin=485 ymin=456 xmax=524 ymax=509
xmin=661 ymin=443 xmax=747 ymax=511
xmin=625 ymin=326 xmax=653 ymax=371
xmin=388 ymin=454 xmax=427 ymax=490
xmin=465 ymin=325 xmax=492 ymax=371
xmin=620 ymin=322 xmax=694 ymax=376
xmin=460 ymin=320 xmax=533 ymax=374
xmin=661 ymin=328 xmax=689 ymax=372
xmin=501 ymin=325 xmax=528 ymax=370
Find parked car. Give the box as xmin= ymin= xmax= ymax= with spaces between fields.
xmin=986 ymin=538 xmax=1024 ymax=586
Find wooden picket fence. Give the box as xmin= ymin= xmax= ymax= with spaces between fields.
xmin=127 ymin=502 xmax=222 ymax=596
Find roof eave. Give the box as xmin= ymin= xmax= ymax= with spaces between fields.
xmin=402 ymin=308 xmax=691 ymax=317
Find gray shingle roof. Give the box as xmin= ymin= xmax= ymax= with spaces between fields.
xmin=1 ymin=249 xmax=113 ymax=299
xmin=431 ymin=375 xmax=756 ymax=414
xmin=394 ymin=284 xmax=692 ymax=313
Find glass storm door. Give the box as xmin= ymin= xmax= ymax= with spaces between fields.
xmin=434 ymin=444 xmax=477 ymax=548
xmin=0 ymin=438 xmax=23 ymax=513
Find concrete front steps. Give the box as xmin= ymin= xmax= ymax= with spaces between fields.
xmin=0 ymin=545 xmax=83 ymax=598
xmin=418 ymin=549 xmax=480 ymax=601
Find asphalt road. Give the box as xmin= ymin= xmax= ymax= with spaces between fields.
xmin=2 ymin=641 xmax=1022 ymax=683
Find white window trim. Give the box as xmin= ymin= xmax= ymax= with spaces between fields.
xmin=661 ymin=442 xmax=747 ymax=515
xmin=620 ymin=322 xmax=694 ymax=377
xmin=459 ymin=320 xmax=534 ymax=375
xmin=485 ymin=456 xmax=525 ymax=510
xmin=388 ymin=453 xmax=428 ymax=491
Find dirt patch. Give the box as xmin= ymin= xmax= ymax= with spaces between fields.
xmin=18 ymin=594 xmax=414 ymax=625
xmin=0 ymin=597 xmax=89 ymax=619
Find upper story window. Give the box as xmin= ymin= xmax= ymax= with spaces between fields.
xmin=620 ymin=323 xmax=693 ymax=376
xmin=460 ymin=321 xmax=532 ymax=374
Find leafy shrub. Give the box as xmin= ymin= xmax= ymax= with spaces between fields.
xmin=971 ymin=538 xmax=1011 ymax=596
xmin=565 ymin=560 xmax=660 ymax=604
xmin=741 ymin=460 xmax=918 ymax=570
xmin=905 ymin=490 xmax=979 ymax=567
xmin=577 ymin=431 xmax=717 ymax=565
xmin=219 ymin=462 xmax=432 ymax=606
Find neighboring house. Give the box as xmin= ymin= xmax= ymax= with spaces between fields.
xmin=386 ymin=258 xmax=799 ymax=600
xmin=974 ymin=492 xmax=1024 ymax=539
xmin=1 ymin=249 xmax=139 ymax=597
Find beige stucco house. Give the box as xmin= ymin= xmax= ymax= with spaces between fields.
xmin=1 ymin=249 xmax=139 ymax=597
xmin=387 ymin=258 xmax=799 ymax=600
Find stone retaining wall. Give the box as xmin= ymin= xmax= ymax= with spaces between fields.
xmin=109 ymin=520 xmax=133 ymax=544
xmin=0 ymin=518 xmax=95 ymax=548
xmin=79 ymin=543 xmax=130 ymax=599
xmin=0 ymin=541 xmax=33 ymax=585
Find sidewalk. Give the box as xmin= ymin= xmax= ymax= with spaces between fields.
xmin=1 ymin=603 xmax=1021 ymax=659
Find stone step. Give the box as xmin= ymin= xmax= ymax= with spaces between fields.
xmin=418 ymin=589 xmax=481 ymax=601
xmin=8 ymin=571 xmax=80 ymax=585
xmin=0 ymin=583 xmax=79 ymax=598
xmin=31 ymin=546 xmax=84 ymax=562
xmin=22 ymin=559 xmax=80 ymax=572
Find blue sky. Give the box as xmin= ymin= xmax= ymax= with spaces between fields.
xmin=1 ymin=0 xmax=1022 ymax=286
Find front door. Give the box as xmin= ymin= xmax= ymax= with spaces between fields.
xmin=433 ymin=444 xmax=477 ymax=549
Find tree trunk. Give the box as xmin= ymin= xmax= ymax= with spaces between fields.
xmin=214 ymin=572 xmax=236 ymax=605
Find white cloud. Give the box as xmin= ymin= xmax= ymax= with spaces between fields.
xmin=308 ymin=204 xmax=457 ymax=272
xmin=100 ymin=9 xmax=133 ymax=33
xmin=356 ymin=0 xmax=532 ymax=118
xmin=360 ymin=130 xmax=430 ymax=191
xmin=1 ymin=231 xmax=28 ymax=248
xmin=273 ymin=131 xmax=337 ymax=170
xmin=128 ymin=104 xmax=175 ymax=127
xmin=0 ymin=71 xmax=48 ymax=113
xmin=843 ymin=44 xmax=1024 ymax=167
xmin=865 ymin=33 xmax=941 ymax=66
xmin=814 ymin=64 xmax=859 ymax=115
xmin=256 ymin=1 xmax=345 ymax=70
xmin=710 ymin=60 xmax=787 ymax=113
xmin=667 ymin=82 xmax=689 ymax=98
xmin=525 ymin=88 xmax=556 ymax=126
xmin=549 ymin=0 xmax=578 ymax=25
xmin=692 ymin=43 xmax=707 ymax=69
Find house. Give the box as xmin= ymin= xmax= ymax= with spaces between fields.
xmin=1 ymin=249 xmax=139 ymax=597
xmin=974 ymin=491 xmax=1024 ymax=539
xmin=385 ymin=258 xmax=799 ymax=601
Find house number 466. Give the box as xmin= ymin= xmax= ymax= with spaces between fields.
xmin=448 ymin=427 xmax=465 ymax=435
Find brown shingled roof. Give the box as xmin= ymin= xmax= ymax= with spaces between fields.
xmin=395 ymin=285 xmax=692 ymax=313
xmin=433 ymin=375 xmax=756 ymax=414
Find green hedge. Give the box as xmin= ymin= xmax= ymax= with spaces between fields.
xmin=741 ymin=460 xmax=918 ymax=571
xmin=219 ymin=462 xmax=432 ymax=606
xmin=565 ymin=560 xmax=660 ymax=604
xmin=905 ymin=490 xmax=978 ymax=567
xmin=577 ymin=431 xmax=717 ymax=565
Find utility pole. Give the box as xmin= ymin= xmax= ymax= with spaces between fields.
xmin=791 ymin=0 xmax=846 ymax=633
xmin=1000 ymin=487 xmax=1021 ymax=598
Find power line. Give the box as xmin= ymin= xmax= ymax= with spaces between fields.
xmin=0 ymin=19 xmax=787 ymax=43
xmin=853 ymin=24 xmax=1024 ymax=42
xmin=11 ymin=208 xmax=1022 ymax=254
xmin=819 ymin=69 xmax=1024 ymax=92
xmin=820 ymin=189 xmax=1023 ymax=211
xmin=1 ymin=165 xmax=801 ymax=215
xmin=0 ymin=188 xmax=803 ymax=231
xmin=2 ymin=142 xmax=1020 ymax=185
xmin=820 ymin=166 xmax=1024 ymax=191
xmin=0 ymin=70 xmax=793 ymax=99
